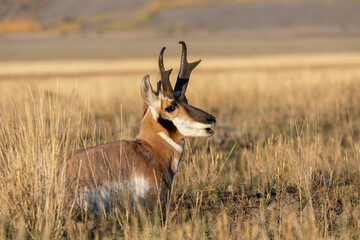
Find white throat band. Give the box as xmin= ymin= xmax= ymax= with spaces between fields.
xmin=158 ymin=132 xmax=183 ymax=153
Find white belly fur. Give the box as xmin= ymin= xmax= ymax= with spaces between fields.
xmin=79 ymin=177 xmax=149 ymax=213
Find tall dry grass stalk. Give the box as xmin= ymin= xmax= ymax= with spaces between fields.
xmin=0 ymin=88 xmax=70 ymax=238
xmin=0 ymin=54 xmax=359 ymax=238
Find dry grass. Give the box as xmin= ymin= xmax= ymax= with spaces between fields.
xmin=0 ymin=53 xmax=360 ymax=239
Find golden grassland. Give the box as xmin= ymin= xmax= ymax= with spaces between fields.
xmin=0 ymin=53 xmax=360 ymax=239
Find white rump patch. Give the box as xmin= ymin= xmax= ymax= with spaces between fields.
xmin=158 ymin=132 xmax=183 ymax=153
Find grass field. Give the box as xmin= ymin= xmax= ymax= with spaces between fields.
xmin=0 ymin=53 xmax=360 ymax=239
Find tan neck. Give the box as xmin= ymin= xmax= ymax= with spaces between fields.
xmin=136 ymin=107 xmax=184 ymax=174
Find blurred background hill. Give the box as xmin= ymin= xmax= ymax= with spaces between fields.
xmin=0 ymin=0 xmax=360 ymax=60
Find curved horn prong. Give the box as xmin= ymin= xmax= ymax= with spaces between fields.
xmin=178 ymin=41 xmax=201 ymax=79
xmin=174 ymin=41 xmax=201 ymax=97
xmin=159 ymin=47 xmax=174 ymax=99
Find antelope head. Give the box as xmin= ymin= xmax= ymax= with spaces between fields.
xmin=141 ymin=41 xmax=217 ymax=138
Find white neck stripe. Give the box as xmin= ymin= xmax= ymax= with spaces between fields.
xmin=158 ymin=132 xmax=183 ymax=153
xmin=172 ymin=157 xmax=180 ymax=173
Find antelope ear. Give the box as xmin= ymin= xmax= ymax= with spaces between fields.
xmin=141 ymin=75 xmax=159 ymax=106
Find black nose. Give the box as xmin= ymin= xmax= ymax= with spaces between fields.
xmin=206 ymin=115 xmax=216 ymax=124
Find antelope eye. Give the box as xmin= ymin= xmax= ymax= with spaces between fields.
xmin=165 ymin=105 xmax=176 ymax=113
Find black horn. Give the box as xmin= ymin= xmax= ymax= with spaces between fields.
xmin=174 ymin=41 xmax=201 ymax=98
xmin=159 ymin=47 xmax=174 ymax=99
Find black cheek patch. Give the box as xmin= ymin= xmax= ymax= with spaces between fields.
xmin=158 ymin=116 xmax=178 ymax=132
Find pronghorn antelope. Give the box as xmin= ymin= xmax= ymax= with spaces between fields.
xmin=67 ymin=42 xmax=217 ymax=213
